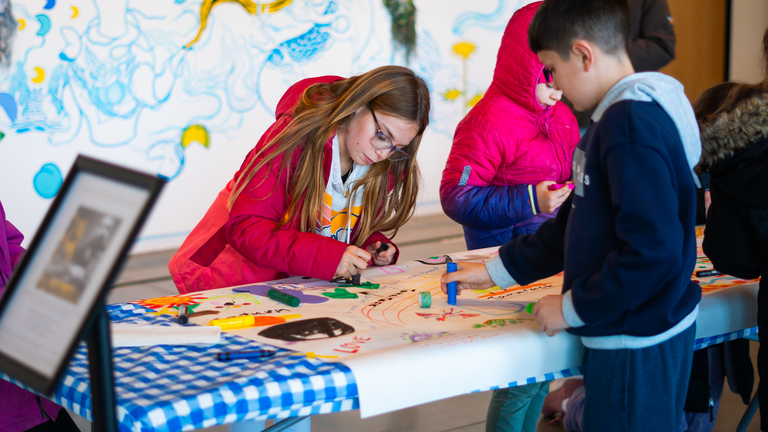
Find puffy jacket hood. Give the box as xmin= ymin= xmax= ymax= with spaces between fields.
xmin=697 ymin=91 xmax=768 ymax=171
xmin=489 ymin=1 xmax=547 ymax=116
xmin=697 ymin=90 xmax=768 ymax=210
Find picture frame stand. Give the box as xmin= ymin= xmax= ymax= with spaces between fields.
xmin=86 ymin=296 xmax=118 ymax=432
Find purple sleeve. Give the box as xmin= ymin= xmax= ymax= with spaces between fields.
xmin=5 ymin=219 xmax=25 ymax=269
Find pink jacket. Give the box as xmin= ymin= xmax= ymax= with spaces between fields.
xmin=440 ymin=2 xmax=580 ymax=250
xmin=169 ymin=76 xmax=397 ymax=293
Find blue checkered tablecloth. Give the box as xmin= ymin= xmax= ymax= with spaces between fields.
xmin=2 ymin=304 xmax=759 ymax=431
xmin=4 ymin=303 xmax=360 ymax=432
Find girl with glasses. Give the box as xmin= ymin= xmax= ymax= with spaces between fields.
xmin=169 ymin=66 xmax=430 ymax=293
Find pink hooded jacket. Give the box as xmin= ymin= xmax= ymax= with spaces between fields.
xmin=440 ymin=2 xmax=579 ymax=250
xmin=169 ymin=76 xmax=397 ymax=293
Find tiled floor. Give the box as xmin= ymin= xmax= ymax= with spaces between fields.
xmin=69 ymin=213 xmax=761 ymax=432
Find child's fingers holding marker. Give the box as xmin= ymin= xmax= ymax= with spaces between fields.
xmin=440 ymin=262 xmax=495 ymax=293
xmin=335 ymin=246 xmax=371 ymax=278
xmin=367 ymin=242 xmax=396 ymax=266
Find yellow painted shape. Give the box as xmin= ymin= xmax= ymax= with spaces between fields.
xmin=442 ymin=89 xmax=461 ymax=101
xmin=452 ymin=41 xmax=477 ymax=60
xmin=150 ymin=306 xmax=172 ymax=316
xmin=181 ymin=124 xmax=210 ymax=148
xmin=468 ymin=92 xmax=484 ymax=107
xmin=71 ymin=6 xmax=79 ymax=19
xmin=185 ymin=0 xmax=293 ymax=49
xmin=276 ymin=314 xmax=302 ymax=320
xmin=31 ymin=67 xmax=45 ymax=84
xmin=18 ymin=18 xmax=26 ymax=30
xmin=293 ymin=351 xmax=339 ymax=359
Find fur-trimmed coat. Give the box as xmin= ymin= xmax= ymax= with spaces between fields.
xmin=697 ymin=91 xmax=768 ymax=286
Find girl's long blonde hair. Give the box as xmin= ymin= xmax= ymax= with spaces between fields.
xmin=228 ymin=65 xmax=430 ymax=246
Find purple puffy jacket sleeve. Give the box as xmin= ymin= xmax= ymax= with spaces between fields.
xmin=440 ymin=121 xmax=535 ymax=230
xmin=1 ymin=202 xmax=25 ymax=290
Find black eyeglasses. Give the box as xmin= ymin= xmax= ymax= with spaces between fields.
xmin=369 ymin=106 xmax=410 ymax=162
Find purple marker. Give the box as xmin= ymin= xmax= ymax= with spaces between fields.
xmin=447 ymin=262 xmax=457 ymax=305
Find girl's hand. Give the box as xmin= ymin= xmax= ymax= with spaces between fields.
xmin=335 ymin=246 xmax=371 ymax=279
xmin=367 ymin=241 xmax=396 ymax=266
xmin=535 ymin=181 xmax=572 ymax=213
xmin=440 ymin=262 xmax=496 ymax=294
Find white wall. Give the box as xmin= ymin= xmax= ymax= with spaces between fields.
xmin=0 ymin=0 xmax=537 ymax=253
xmin=729 ymin=0 xmax=768 ymax=83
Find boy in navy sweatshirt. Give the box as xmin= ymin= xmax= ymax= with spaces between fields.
xmin=441 ymin=0 xmax=702 ymax=430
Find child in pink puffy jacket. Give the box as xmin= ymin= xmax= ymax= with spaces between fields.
xmin=439 ymin=2 xmax=579 ymax=431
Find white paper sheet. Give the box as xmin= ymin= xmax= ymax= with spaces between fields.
xmin=110 ymin=323 xmax=221 ymax=347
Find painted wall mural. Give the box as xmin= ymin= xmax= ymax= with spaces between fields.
xmin=0 ymin=0 xmax=537 ymax=252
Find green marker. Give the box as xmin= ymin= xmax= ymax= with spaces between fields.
xmin=267 ymin=288 xmax=301 ymax=307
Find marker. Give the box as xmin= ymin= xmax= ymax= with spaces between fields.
xmin=376 ymin=243 xmax=389 ymax=254
xmin=268 ymin=288 xmax=301 ymax=307
xmin=351 ymin=274 xmax=361 ymax=286
xmin=696 ymin=269 xmax=722 ymax=278
xmin=447 ymin=262 xmax=457 ymax=305
xmin=548 ymin=184 xmax=576 ymax=191
xmin=178 ymin=305 xmax=189 ymax=325
xmin=209 ymin=315 xmax=289 ymax=330
xmin=216 ymin=349 xmax=277 ymax=361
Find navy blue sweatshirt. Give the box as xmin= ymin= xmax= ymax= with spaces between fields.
xmin=495 ymin=97 xmax=701 ymax=341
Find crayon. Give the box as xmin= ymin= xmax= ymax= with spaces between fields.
xmin=216 ymin=349 xmax=277 ymax=361
xmin=447 ymin=262 xmax=457 ymax=305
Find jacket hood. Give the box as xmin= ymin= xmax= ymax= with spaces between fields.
xmin=593 ymin=72 xmax=702 ymax=186
xmin=489 ymin=2 xmax=547 ymax=116
xmin=697 ymin=91 xmax=768 ymax=172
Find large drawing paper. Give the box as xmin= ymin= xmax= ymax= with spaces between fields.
xmin=130 ymin=229 xmax=759 ymax=417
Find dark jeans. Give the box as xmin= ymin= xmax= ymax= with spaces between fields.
xmin=582 ymin=323 xmax=696 ymax=432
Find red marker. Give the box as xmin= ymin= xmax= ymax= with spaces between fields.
xmin=548 ymin=184 xmax=575 ymax=191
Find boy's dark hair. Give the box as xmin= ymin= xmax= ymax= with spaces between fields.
xmin=528 ymin=0 xmax=631 ymax=60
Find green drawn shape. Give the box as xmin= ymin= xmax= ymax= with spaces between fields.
xmin=526 ymin=303 xmax=534 ymax=314
xmin=338 ymin=281 xmax=380 ymax=289
xmin=322 ymin=288 xmax=359 ymax=299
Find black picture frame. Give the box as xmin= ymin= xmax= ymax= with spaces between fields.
xmin=0 ymin=155 xmax=164 ymax=396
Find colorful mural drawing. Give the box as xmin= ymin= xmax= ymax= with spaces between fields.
xmin=1 ymin=0 xmax=538 ymax=252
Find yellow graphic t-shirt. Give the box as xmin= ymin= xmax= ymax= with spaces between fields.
xmin=316 ymin=136 xmax=369 ymax=243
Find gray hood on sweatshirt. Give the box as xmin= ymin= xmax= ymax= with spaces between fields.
xmin=592 ymin=72 xmax=702 ymax=187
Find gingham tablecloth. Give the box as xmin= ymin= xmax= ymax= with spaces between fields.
xmin=2 ymin=301 xmax=759 ymax=431
xmin=5 ymin=303 xmax=360 ymax=432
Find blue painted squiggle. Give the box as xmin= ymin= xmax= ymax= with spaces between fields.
xmin=452 ymin=0 xmax=523 ymax=36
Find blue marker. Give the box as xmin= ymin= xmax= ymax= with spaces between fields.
xmin=216 ymin=349 xmax=277 ymax=361
xmin=447 ymin=262 xmax=458 ymax=305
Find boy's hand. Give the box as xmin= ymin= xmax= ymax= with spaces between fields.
xmin=440 ymin=262 xmax=496 ymax=293
xmin=536 ymin=181 xmax=572 ymax=213
xmin=335 ymin=246 xmax=370 ymax=278
xmin=532 ymin=295 xmax=570 ymax=336
xmin=367 ymin=241 xmax=396 ymax=266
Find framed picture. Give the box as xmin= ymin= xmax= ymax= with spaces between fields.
xmin=0 ymin=155 xmax=164 ymax=395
